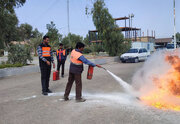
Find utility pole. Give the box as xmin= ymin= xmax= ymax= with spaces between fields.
xmin=67 ymin=0 xmax=70 ymax=44
xmin=173 ymin=0 xmax=177 ymax=49
xmin=129 ymin=13 xmax=134 ymax=39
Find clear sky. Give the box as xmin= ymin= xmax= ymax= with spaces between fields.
xmin=15 ymin=0 xmax=180 ymax=38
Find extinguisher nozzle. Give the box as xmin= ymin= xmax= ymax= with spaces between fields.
xmin=102 ymin=67 xmax=107 ymax=71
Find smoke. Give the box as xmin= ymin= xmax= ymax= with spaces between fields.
xmin=132 ymin=50 xmax=170 ymax=92
xmin=132 ymin=49 xmax=180 ymax=107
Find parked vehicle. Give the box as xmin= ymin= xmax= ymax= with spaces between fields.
xmin=120 ymin=48 xmax=150 ymax=63
xmin=166 ymin=43 xmax=179 ymax=51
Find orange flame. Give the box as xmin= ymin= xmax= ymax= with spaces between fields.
xmin=141 ymin=55 xmax=180 ymax=111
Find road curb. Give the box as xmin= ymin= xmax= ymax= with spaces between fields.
xmin=0 ymin=56 xmax=120 ymax=78
xmin=0 ymin=65 xmax=40 ymax=78
xmin=90 ymin=56 xmax=120 ymax=65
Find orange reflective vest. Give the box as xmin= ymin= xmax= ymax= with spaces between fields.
xmin=42 ymin=47 xmax=51 ymax=57
xmin=56 ymin=49 xmax=66 ymax=60
xmin=70 ymin=49 xmax=83 ymax=65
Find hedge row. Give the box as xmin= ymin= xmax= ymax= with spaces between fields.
xmin=0 ymin=63 xmax=24 ymax=69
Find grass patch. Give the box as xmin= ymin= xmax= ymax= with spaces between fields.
xmin=0 ymin=63 xmax=24 ymax=69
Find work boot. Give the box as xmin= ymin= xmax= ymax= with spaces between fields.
xmin=47 ymin=89 xmax=52 ymax=93
xmin=42 ymin=92 xmax=48 ymax=96
xmin=76 ymin=98 xmax=86 ymax=102
xmin=63 ymin=97 xmax=69 ymax=101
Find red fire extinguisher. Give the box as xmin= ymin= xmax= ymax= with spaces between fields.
xmin=53 ymin=63 xmax=57 ymax=81
xmin=53 ymin=70 xmax=57 ymax=81
xmin=87 ymin=66 xmax=94 ymax=80
xmin=52 ymin=63 xmax=58 ymax=81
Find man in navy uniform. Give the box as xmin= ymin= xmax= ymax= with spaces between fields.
xmin=64 ymin=42 xmax=101 ymax=102
xmin=37 ymin=36 xmax=55 ymax=95
xmin=56 ymin=43 xmax=67 ymax=78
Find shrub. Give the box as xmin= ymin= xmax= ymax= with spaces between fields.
xmin=83 ymin=47 xmax=92 ymax=54
xmin=119 ymin=40 xmax=131 ymax=55
xmin=7 ymin=44 xmax=33 ymax=65
xmin=94 ymin=44 xmax=105 ymax=53
xmin=90 ymin=44 xmax=105 ymax=53
xmin=1 ymin=61 xmax=6 ymax=65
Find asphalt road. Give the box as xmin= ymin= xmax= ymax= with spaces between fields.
xmin=0 ymin=62 xmax=179 ymax=124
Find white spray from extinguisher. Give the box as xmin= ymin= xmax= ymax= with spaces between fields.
xmin=102 ymin=67 xmax=139 ymax=99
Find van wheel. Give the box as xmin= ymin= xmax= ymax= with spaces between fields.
xmin=134 ymin=58 xmax=139 ymax=63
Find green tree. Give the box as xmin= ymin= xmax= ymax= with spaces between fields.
xmin=176 ymin=32 xmax=180 ymax=42
xmin=29 ymin=29 xmax=43 ymax=56
xmin=17 ymin=23 xmax=33 ymax=41
xmin=0 ymin=10 xmax=18 ymax=49
xmin=87 ymin=0 xmax=128 ymax=56
xmin=46 ymin=21 xmax=62 ymax=50
xmin=83 ymin=34 xmax=91 ymax=46
xmin=61 ymin=36 xmax=70 ymax=48
xmin=0 ymin=0 xmax=26 ymax=13
xmin=89 ymin=43 xmax=104 ymax=53
xmin=119 ymin=40 xmax=131 ymax=55
xmin=62 ymin=33 xmax=83 ymax=49
xmin=88 ymin=32 xmax=98 ymax=42
xmin=30 ymin=37 xmax=42 ymax=56
xmin=70 ymin=33 xmax=83 ymax=48
xmin=0 ymin=0 xmax=26 ymax=49
xmin=32 ymin=28 xmax=42 ymax=38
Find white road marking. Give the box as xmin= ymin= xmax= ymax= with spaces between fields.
xmin=18 ymin=95 xmax=37 ymax=101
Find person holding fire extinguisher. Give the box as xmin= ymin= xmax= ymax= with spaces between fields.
xmin=56 ymin=43 xmax=67 ymax=78
xmin=64 ymin=42 xmax=102 ymax=102
xmin=37 ymin=35 xmax=55 ymax=95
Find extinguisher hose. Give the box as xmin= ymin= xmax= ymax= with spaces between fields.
xmin=102 ymin=67 xmax=107 ymax=71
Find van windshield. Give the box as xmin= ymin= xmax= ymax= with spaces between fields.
xmin=127 ymin=49 xmax=138 ymax=53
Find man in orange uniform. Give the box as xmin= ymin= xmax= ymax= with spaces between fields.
xmin=64 ymin=42 xmax=101 ymax=102
xmin=56 ymin=43 xmax=67 ymax=78
xmin=37 ymin=36 xmax=55 ymax=95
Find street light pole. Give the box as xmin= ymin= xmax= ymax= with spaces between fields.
xmin=130 ymin=14 xmax=134 ymax=39
xmin=174 ymin=0 xmax=177 ymax=49
xmin=67 ymin=0 xmax=70 ymax=33
xmin=129 ymin=14 xmax=134 ymax=39
xmin=67 ymin=0 xmax=71 ymax=45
